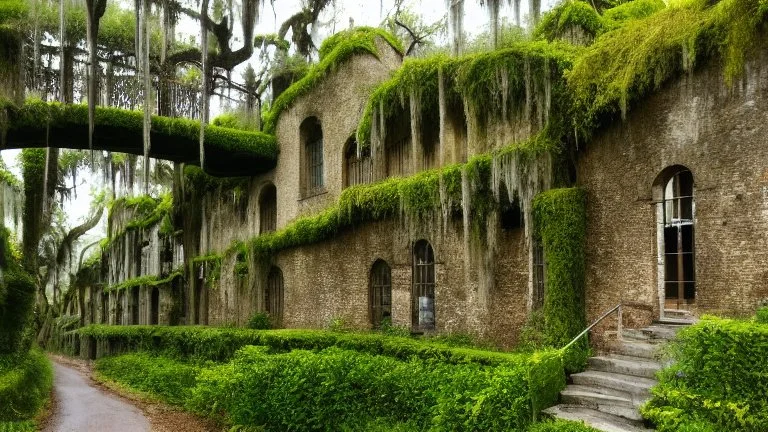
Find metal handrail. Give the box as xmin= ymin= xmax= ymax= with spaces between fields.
xmin=561 ymin=303 xmax=624 ymax=352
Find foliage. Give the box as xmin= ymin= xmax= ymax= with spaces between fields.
xmin=533 ymin=188 xmax=588 ymax=373
xmin=95 ymin=352 xmax=200 ymax=406
xmin=107 ymin=193 xmax=172 ymax=244
xmin=77 ymin=324 xmax=549 ymax=366
xmin=246 ymin=312 xmax=272 ymax=330
xmin=601 ymin=0 xmax=667 ymax=29
xmin=2 ymin=99 xmax=278 ymax=176
xmin=527 ymin=419 xmax=600 ymax=431
xmin=535 ymin=1 xmax=605 ymax=41
xmin=263 ymin=27 xmax=403 ymax=134
xmin=755 ymin=306 xmax=768 ymax=323
xmin=187 ymin=345 xmax=563 ymax=431
xmin=0 ymin=421 xmax=36 ymax=432
xmin=103 ymin=268 xmax=182 ymax=294
xmin=0 ymin=349 xmax=53 ymax=422
xmin=642 ymin=317 xmax=768 ymax=431
xmin=0 ymin=227 xmax=36 ymax=355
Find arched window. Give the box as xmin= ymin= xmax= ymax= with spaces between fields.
xmin=259 ymin=183 xmax=277 ymax=234
xmin=301 ymin=117 xmax=324 ymax=196
xmin=369 ymin=260 xmax=392 ymax=328
xmin=412 ymin=240 xmax=435 ymax=330
xmin=265 ymin=266 xmax=284 ymax=327
xmin=344 ymin=138 xmax=372 ymax=188
xmin=150 ymin=287 xmax=160 ymax=325
xmin=656 ymin=166 xmax=695 ymax=311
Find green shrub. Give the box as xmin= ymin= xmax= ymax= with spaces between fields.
xmin=95 ymin=352 xmax=200 ymax=405
xmin=0 ymin=349 xmax=53 ymax=421
xmin=188 ymin=346 xmax=563 ymax=431
xmin=755 ymin=306 xmax=768 ymax=323
xmin=0 ymin=421 xmax=36 ymax=432
xmin=527 ymin=419 xmax=600 ymax=431
xmin=246 ymin=312 xmax=272 ymax=330
xmin=642 ymin=317 xmax=768 ymax=431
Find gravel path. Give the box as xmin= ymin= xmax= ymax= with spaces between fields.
xmin=44 ymin=360 xmax=151 ymax=432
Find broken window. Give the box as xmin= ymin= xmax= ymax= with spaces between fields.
xmin=259 ymin=183 xmax=277 ymax=234
xmin=660 ymin=168 xmax=695 ymax=310
xmin=370 ymin=259 xmax=392 ymax=328
xmin=301 ymin=117 xmax=324 ymax=195
xmin=412 ymin=240 xmax=435 ymax=331
xmin=344 ymin=138 xmax=372 ymax=188
xmin=266 ymin=266 xmax=284 ymax=327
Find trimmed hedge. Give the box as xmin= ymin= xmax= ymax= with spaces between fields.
xmin=78 ymin=324 xmax=552 ymax=366
xmin=641 ymin=317 xmax=768 ymax=431
xmin=532 ymin=188 xmax=588 ymax=372
xmin=1 ymin=99 xmax=278 ymax=176
xmin=0 ymin=349 xmax=53 ymax=422
xmin=0 ymin=421 xmax=35 ymax=432
xmin=95 ymin=352 xmax=200 ymax=405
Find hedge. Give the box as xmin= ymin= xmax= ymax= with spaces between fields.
xmin=0 ymin=349 xmax=53 ymax=422
xmin=95 ymin=352 xmax=201 ymax=405
xmin=77 ymin=324 xmax=553 ymax=366
xmin=527 ymin=419 xmax=599 ymax=432
xmin=641 ymin=317 xmax=768 ymax=431
xmin=532 ymin=188 xmax=588 ymax=372
xmin=97 ymin=345 xmax=561 ymax=431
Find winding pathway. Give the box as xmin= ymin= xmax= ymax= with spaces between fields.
xmin=44 ymin=360 xmax=151 ymax=432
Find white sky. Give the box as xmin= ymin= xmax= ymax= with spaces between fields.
xmin=1 ymin=0 xmax=558 ymax=245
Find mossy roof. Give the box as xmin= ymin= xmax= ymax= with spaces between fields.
xmin=0 ymin=100 xmax=278 ymax=177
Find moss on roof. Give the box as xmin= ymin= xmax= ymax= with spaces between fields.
xmin=534 ymin=0 xmax=605 ymax=41
xmin=262 ymin=27 xmax=404 ymax=134
xmin=0 ymin=99 xmax=278 ymax=177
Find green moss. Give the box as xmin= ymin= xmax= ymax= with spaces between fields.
xmin=2 ymin=100 xmax=278 ymax=176
xmin=104 ymin=268 xmax=183 ymax=293
xmin=535 ymin=1 xmax=605 ymax=41
xmin=601 ymin=0 xmax=667 ymax=29
xmin=532 ymin=188 xmax=588 ymax=373
xmin=191 ymin=254 xmax=222 ymax=288
xmin=263 ymin=27 xmax=403 ymax=134
xmin=106 ymin=193 xmax=173 ymax=248
xmin=0 ymin=349 xmax=53 ymax=422
xmin=254 ymin=34 xmax=290 ymax=51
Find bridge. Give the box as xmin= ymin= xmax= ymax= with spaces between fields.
xmin=1 ymin=100 xmax=278 ymax=177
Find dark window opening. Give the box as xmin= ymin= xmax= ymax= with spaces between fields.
xmin=660 ymin=168 xmax=695 ymax=309
xmin=259 ymin=183 xmax=277 ymax=234
xmin=412 ymin=240 xmax=435 ymax=330
xmin=131 ymin=287 xmax=140 ymax=325
xmin=532 ymin=241 xmax=545 ymax=310
xmin=421 ymin=111 xmax=439 ymax=170
xmin=344 ymin=138 xmax=372 ymax=188
xmin=301 ymin=117 xmax=324 ymax=195
xmin=266 ymin=266 xmax=284 ymax=327
xmin=150 ymin=287 xmax=160 ymax=325
xmin=499 ymin=183 xmax=523 ymax=230
xmin=101 ymin=293 xmax=108 ymax=324
xmin=370 ymin=260 xmax=392 ymax=328
xmin=385 ymin=111 xmax=412 ymax=178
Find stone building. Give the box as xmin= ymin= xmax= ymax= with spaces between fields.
xmin=89 ymin=29 xmax=768 ymax=349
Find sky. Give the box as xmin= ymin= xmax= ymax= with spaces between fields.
xmin=1 ymin=0 xmax=558 ymax=245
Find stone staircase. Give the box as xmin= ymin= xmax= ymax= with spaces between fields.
xmin=543 ymin=316 xmax=693 ymax=432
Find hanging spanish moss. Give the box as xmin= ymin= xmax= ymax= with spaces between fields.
xmin=199 ymin=0 xmax=211 ymax=169
xmin=85 ymin=0 xmax=107 ymax=160
xmin=447 ymin=0 xmax=464 ymax=56
xmin=141 ymin=0 xmax=152 ymax=193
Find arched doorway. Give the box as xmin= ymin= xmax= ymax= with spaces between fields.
xmin=655 ymin=166 xmax=695 ymax=312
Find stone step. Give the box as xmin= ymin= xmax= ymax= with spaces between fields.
xmin=543 ymin=404 xmax=654 ymax=432
xmin=608 ymin=340 xmax=659 ymax=360
xmin=560 ymin=388 xmax=643 ymax=421
xmin=657 ymin=316 xmax=697 ymax=325
xmin=640 ymin=325 xmax=683 ymax=341
xmin=564 ymin=383 xmax=633 ymax=400
xmin=588 ymin=355 xmax=662 ymax=379
xmin=621 ymin=329 xmax=662 ymax=343
xmin=571 ymin=370 xmax=656 ymax=400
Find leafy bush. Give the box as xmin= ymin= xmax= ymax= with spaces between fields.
xmin=755 ymin=306 xmax=768 ymax=324
xmin=0 ymin=421 xmax=36 ymax=432
xmin=187 ymin=346 xmax=563 ymax=431
xmin=642 ymin=317 xmax=768 ymax=431
xmin=95 ymin=352 xmax=201 ymax=405
xmin=527 ymin=419 xmax=600 ymax=431
xmin=0 ymin=349 xmax=53 ymax=421
xmin=246 ymin=312 xmax=272 ymax=330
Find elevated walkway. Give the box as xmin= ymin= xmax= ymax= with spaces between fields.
xmin=1 ymin=100 xmax=278 ymax=177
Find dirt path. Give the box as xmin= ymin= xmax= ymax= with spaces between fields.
xmin=42 ymin=356 xmax=221 ymax=432
xmin=44 ymin=360 xmax=151 ymax=432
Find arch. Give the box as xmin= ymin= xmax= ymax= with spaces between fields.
xmin=369 ymin=259 xmax=392 ymax=328
xmin=259 ymin=182 xmax=277 ymax=234
xmin=654 ymin=165 xmax=695 ymax=313
xmin=300 ymin=117 xmax=324 ymax=196
xmin=343 ymin=137 xmax=372 ymax=188
xmin=150 ymin=286 xmax=160 ymax=325
xmin=412 ymin=239 xmax=435 ymax=330
xmin=498 ymin=182 xmax=523 ymax=230
xmin=265 ymin=266 xmax=285 ymax=327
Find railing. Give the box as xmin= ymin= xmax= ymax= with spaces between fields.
xmin=561 ymin=303 xmax=625 ymax=352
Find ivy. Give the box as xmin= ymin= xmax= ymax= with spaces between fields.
xmin=104 ymin=268 xmax=183 ymax=294
xmin=263 ymin=27 xmax=403 ymax=134
xmin=532 ymin=188 xmax=588 ymax=373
